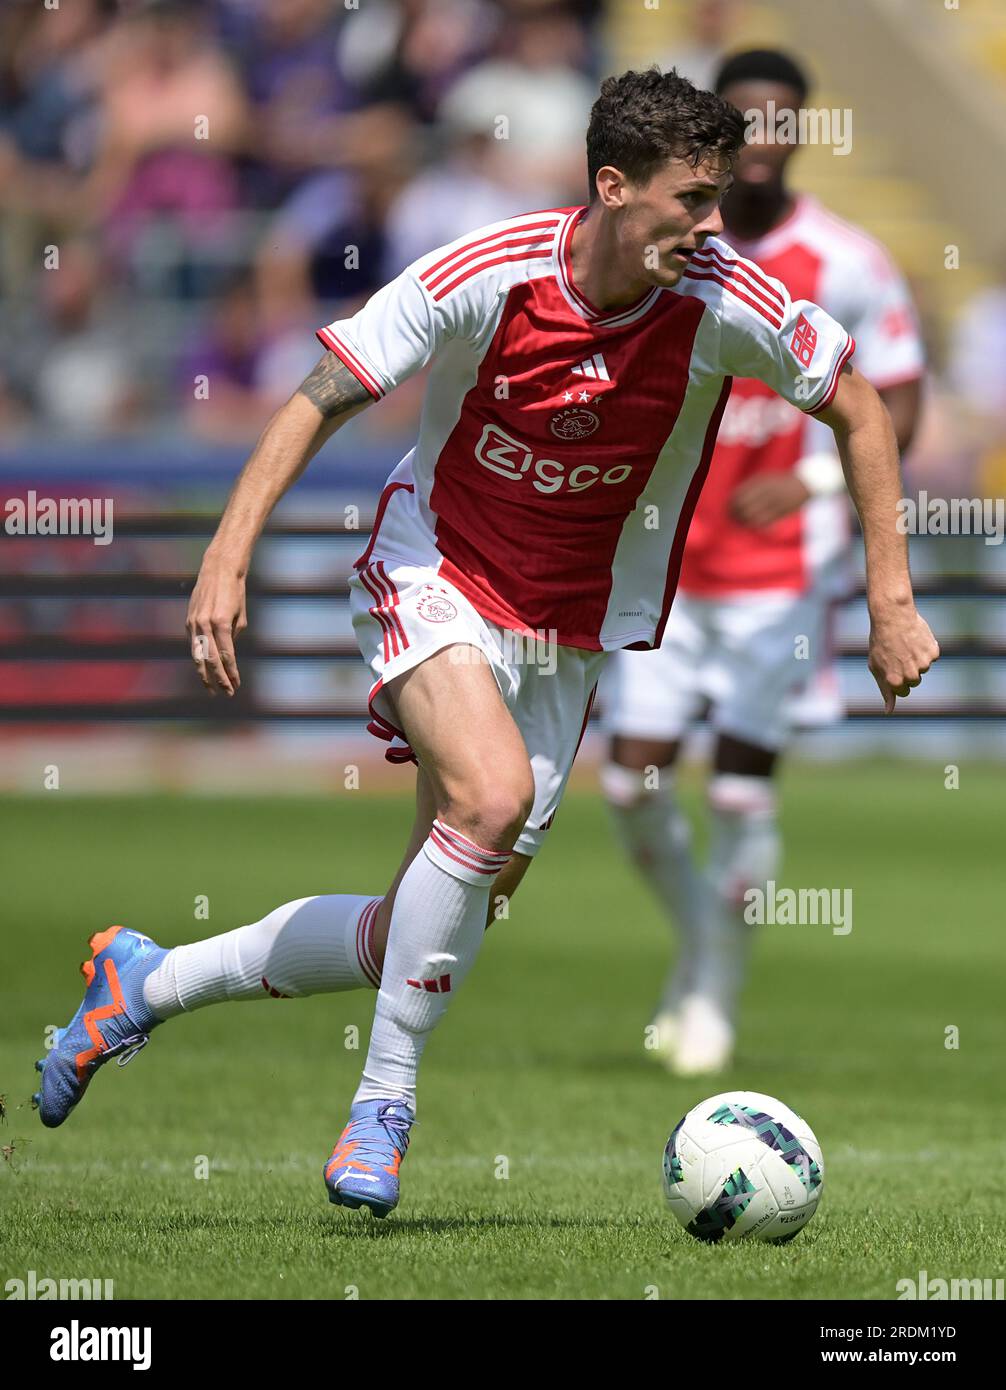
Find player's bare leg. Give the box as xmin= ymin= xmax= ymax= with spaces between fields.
xmin=324 ymin=643 xmax=535 ymax=1215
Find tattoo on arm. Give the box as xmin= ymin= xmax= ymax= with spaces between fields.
xmin=298 ymin=351 xmax=373 ymax=419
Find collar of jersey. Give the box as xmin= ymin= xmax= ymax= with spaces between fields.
xmin=556 ymin=206 xmax=662 ymax=328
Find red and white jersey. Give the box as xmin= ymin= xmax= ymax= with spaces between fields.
xmin=678 ymin=194 xmax=925 ymax=598
xmin=317 ymin=205 xmax=854 ymax=651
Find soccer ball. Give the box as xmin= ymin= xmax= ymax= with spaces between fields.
xmin=662 ymin=1090 xmax=824 ymax=1243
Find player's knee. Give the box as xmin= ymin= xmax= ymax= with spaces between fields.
xmin=475 ymin=782 xmax=535 ymax=849
xmin=713 ymin=733 xmax=778 ymax=780
xmin=608 ymin=736 xmax=680 ymax=777
xmin=707 ymin=772 xmax=776 ymax=821
xmin=445 ymin=767 xmax=534 ymax=850
xmin=708 ymin=773 xmax=780 ymax=900
xmin=601 ymin=759 xmax=672 ymax=809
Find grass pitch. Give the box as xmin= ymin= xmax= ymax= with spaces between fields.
xmin=2 ymin=762 xmax=1003 ymax=1300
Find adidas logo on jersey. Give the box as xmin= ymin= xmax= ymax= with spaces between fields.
xmin=571 ymin=353 xmax=610 ymax=381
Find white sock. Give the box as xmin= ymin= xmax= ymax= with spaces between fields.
xmin=701 ymin=773 xmax=781 ymax=1013
xmin=354 ymin=820 xmax=509 ymax=1112
xmin=602 ymin=762 xmax=709 ymax=1015
xmin=143 ymin=894 xmax=382 ymax=1019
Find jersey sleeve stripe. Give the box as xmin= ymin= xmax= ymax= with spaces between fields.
xmin=690 ymin=245 xmax=786 ymax=312
xmin=315 ymin=327 xmax=386 ymax=399
xmin=431 ymin=248 xmax=553 ymax=302
xmin=418 ymin=217 xmax=561 ymax=283
xmin=805 ymin=332 xmax=856 ymax=414
xmin=423 ymin=231 xmax=557 ymax=292
xmin=682 ymin=266 xmax=784 ymax=328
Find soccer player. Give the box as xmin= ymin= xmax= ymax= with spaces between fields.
xmin=602 ymin=50 xmax=926 ymax=1076
xmin=34 ymin=68 xmax=937 ymax=1217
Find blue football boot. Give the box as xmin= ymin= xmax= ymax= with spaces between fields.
xmin=324 ymin=1098 xmax=415 ymax=1217
xmin=33 ymin=926 xmax=166 ymax=1128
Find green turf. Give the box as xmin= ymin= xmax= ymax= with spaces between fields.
xmin=2 ymin=763 xmax=1003 ymax=1300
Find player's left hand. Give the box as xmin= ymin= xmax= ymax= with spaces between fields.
xmin=728 ymin=474 xmax=810 ymax=528
xmin=868 ymin=605 xmax=940 ymax=714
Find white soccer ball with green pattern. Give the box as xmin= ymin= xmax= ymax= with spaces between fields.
xmin=662 ymin=1090 xmax=824 ymax=1243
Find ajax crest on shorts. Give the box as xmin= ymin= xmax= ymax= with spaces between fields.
xmin=416 ymin=584 xmax=459 ymax=624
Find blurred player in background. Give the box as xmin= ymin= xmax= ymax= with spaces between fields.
xmin=602 ymin=50 xmax=925 ymax=1076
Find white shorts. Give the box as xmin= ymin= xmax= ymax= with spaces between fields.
xmin=603 ymin=588 xmax=830 ymax=751
xmin=350 ymin=555 xmax=606 ymax=857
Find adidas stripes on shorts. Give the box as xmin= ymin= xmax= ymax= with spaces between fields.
xmin=350 ymin=554 xmax=605 ymax=857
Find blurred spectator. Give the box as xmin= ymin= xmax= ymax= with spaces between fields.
xmin=437 ymin=2 xmax=596 ymax=200
xmin=257 ymin=166 xmax=394 ymax=306
xmin=336 ymin=0 xmax=500 ymax=124
xmin=659 ymin=0 xmax=746 ymax=93
xmin=950 ymin=279 xmax=1006 ymax=421
xmin=382 ymin=113 xmax=547 ymax=276
xmin=0 ymin=0 xmax=106 ymax=166
xmin=0 ymin=0 xmax=601 ymax=438
xmin=179 ymin=267 xmax=318 ymax=444
xmin=226 ymin=0 xmax=414 ymax=205
xmin=10 ymin=239 xmax=145 ymax=437
xmin=0 ymin=0 xmax=107 ymax=229
xmin=947 ymin=261 xmax=1006 ymax=501
xmin=83 ymin=2 xmax=249 ymax=285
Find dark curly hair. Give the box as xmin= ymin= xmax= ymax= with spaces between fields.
xmin=586 ymin=68 xmax=746 ymax=200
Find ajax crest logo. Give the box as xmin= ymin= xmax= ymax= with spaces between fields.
xmin=416 ymin=584 xmax=458 ymax=624
xmin=550 ymin=407 xmax=600 ymax=440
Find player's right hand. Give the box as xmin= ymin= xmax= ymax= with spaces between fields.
xmin=186 ymin=558 xmax=248 ymax=697
xmin=867 ymin=603 xmax=940 ymax=715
